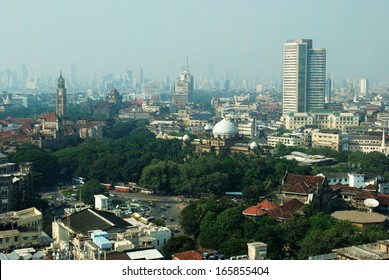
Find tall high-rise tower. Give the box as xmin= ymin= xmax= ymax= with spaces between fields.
xmin=56 ymin=72 xmax=67 ymax=118
xmin=172 ymin=57 xmax=194 ymax=106
xmin=282 ymin=39 xmax=326 ymax=115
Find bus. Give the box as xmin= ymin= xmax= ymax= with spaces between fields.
xmin=114 ymin=185 xmax=130 ymax=193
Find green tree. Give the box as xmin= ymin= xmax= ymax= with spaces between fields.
xmin=163 ymin=236 xmax=196 ymax=259
xmin=179 ymin=202 xmax=202 ymax=240
xmin=80 ymin=179 xmax=107 ymax=205
xmin=219 ymin=237 xmax=249 ymax=258
xmin=11 ymin=143 xmax=60 ymax=189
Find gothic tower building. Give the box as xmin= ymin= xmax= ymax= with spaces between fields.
xmin=56 ymin=72 xmax=67 ymax=118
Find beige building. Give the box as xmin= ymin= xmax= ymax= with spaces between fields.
xmin=311 ymin=130 xmax=348 ymax=151
xmin=0 ymin=207 xmax=42 ymax=250
xmin=284 ymin=111 xmax=359 ymax=130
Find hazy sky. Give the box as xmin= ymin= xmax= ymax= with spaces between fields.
xmin=1 ymin=0 xmax=389 ymax=82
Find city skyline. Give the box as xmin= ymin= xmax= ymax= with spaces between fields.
xmin=1 ymin=0 xmax=389 ymax=82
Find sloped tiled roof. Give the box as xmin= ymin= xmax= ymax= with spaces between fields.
xmin=284 ymin=182 xmax=312 ymax=195
xmin=242 ymin=200 xmax=277 ymax=217
xmin=61 ymin=208 xmax=133 ymax=235
xmin=173 ymin=250 xmax=202 ymax=260
xmin=363 ymin=184 xmax=378 ymax=192
xmin=330 ymin=185 xmax=361 ymax=195
xmin=354 ymin=190 xmax=377 ymax=200
xmin=284 ymin=174 xmax=325 ymax=188
xmin=267 ymin=199 xmax=304 ymax=221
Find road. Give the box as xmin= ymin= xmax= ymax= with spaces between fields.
xmin=109 ymin=190 xmax=188 ymax=229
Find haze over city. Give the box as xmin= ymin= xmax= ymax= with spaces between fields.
xmin=1 ymin=0 xmax=389 ymax=82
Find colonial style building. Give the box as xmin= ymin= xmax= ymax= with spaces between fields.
xmin=192 ymin=118 xmax=259 ymax=155
xmin=284 ymin=110 xmax=359 ymax=131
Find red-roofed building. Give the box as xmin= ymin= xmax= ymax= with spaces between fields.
xmin=242 ymin=200 xmax=277 ymax=217
xmin=283 ymin=174 xmax=326 ymax=189
xmin=172 ymin=250 xmax=202 ymax=260
xmin=281 ymin=174 xmax=327 ymax=205
xmin=267 ymin=199 xmax=304 ymax=222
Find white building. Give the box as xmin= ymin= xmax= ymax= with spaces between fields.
xmin=94 ymin=194 xmax=108 ymax=210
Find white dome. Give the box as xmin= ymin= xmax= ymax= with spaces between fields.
xmin=212 ymin=119 xmax=237 ymax=138
xmin=182 ymin=134 xmax=190 ymax=142
xmin=250 ymin=141 xmax=259 ymax=150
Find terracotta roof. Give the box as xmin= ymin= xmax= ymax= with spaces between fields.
xmin=330 ymin=185 xmax=361 ymax=195
xmin=284 ymin=174 xmax=325 ymax=189
xmin=173 ymin=250 xmax=202 ymax=260
xmin=284 ymin=182 xmax=312 ymax=195
xmin=377 ymin=194 xmax=389 ymax=206
xmin=242 ymin=200 xmax=277 ymax=217
xmin=45 ymin=112 xmax=58 ymax=122
xmin=354 ymin=191 xmax=377 ymax=200
xmin=267 ymin=199 xmax=304 ymax=221
xmin=363 ymin=184 xmax=377 ymax=192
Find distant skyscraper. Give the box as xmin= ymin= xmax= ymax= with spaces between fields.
xmin=56 ymin=72 xmax=67 ymax=118
xmin=360 ymin=78 xmax=369 ymax=98
xmin=69 ymin=63 xmax=77 ymax=88
xmin=282 ymin=39 xmax=326 ymax=115
xmin=173 ymin=58 xmax=194 ymax=106
xmin=136 ymin=68 xmax=144 ymax=90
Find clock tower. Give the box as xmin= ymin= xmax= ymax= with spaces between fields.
xmin=56 ymin=71 xmax=67 ymax=118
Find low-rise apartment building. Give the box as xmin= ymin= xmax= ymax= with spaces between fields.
xmin=0 ymin=207 xmax=42 ymax=251
xmin=311 ymin=130 xmax=348 ymax=151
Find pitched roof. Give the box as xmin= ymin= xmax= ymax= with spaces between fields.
xmin=267 ymin=199 xmax=304 ymax=221
xmin=61 ymin=208 xmax=133 ymax=235
xmin=284 ymin=182 xmax=312 ymax=195
xmin=363 ymin=184 xmax=377 ymax=192
xmin=354 ymin=190 xmax=377 ymax=200
xmin=284 ymin=174 xmax=325 ymax=189
xmin=330 ymin=185 xmax=361 ymax=195
xmin=173 ymin=250 xmax=202 ymax=260
xmin=242 ymin=200 xmax=277 ymax=217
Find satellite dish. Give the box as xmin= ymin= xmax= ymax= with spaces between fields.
xmin=364 ymin=198 xmax=379 ymax=208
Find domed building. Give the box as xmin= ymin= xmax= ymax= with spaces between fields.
xmin=192 ymin=118 xmax=258 ymax=155
xmin=212 ymin=118 xmax=238 ymax=139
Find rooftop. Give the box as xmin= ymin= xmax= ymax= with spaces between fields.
xmin=331 ymin=210 xmax=387 ymax=224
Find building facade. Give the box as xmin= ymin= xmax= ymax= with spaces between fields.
xmin=282 ymin=39 xmax=326 ymax=115
xmin=0 ymin=207 xmax=42 ymax=250
xmin=284 ymin=111 xmax=359 ymax=130
xmin=172 ymin=60 xmax=194 ymax=106
xmin=0 ymin=162 xmax=33 ymax=213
